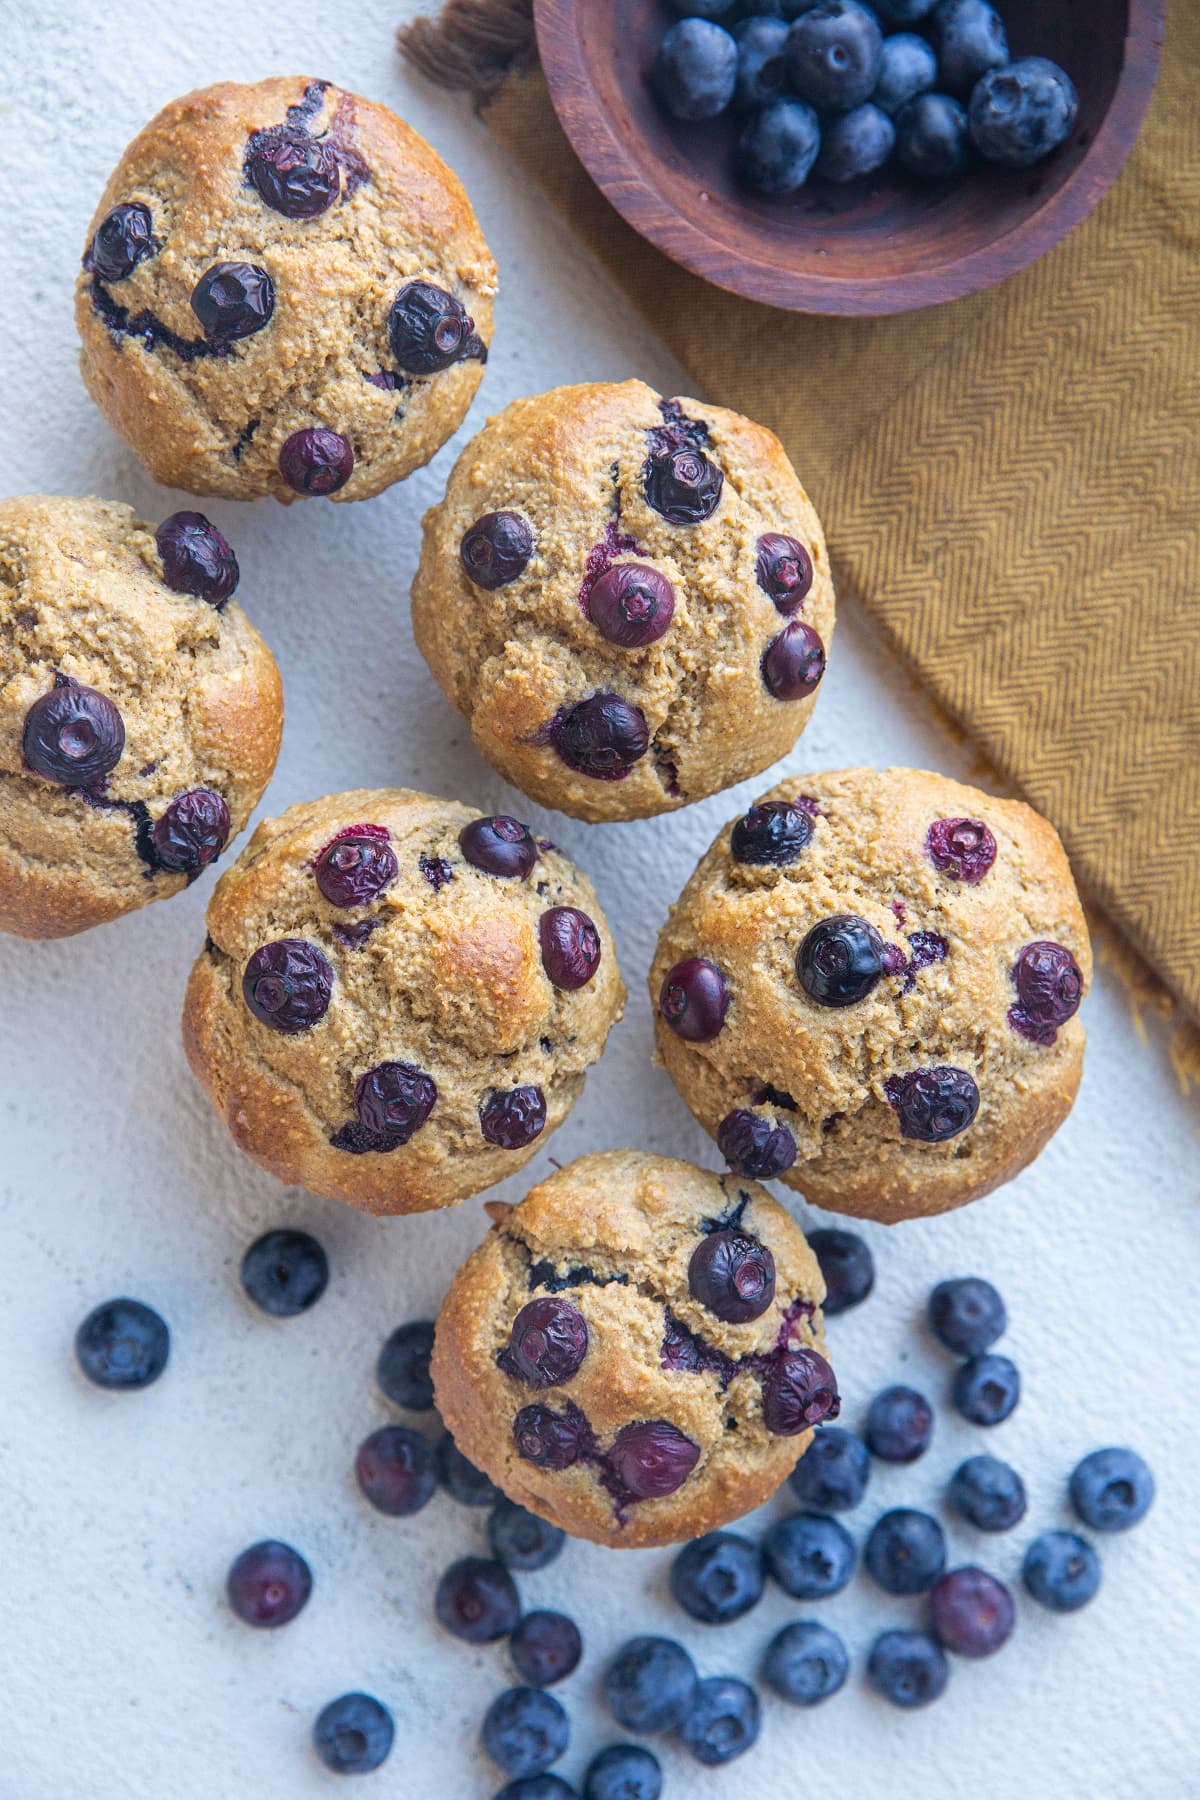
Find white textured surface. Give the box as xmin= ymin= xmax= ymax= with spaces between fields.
xmin=3 ymin=5 xmax=1198 ymax=1797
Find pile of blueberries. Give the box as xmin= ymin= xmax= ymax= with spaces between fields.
xmin=653 ymin=0 xmax=1079 ymax=194
xmin=74 ymin=1223 xmax=1154 ymax=1794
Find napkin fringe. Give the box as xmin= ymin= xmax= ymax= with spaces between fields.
xmin=398 ymin=0 xmax=536 ymax=102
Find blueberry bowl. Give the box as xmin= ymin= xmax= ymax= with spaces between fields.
xmin=534 ymin=0 xmax=1163 ymax=315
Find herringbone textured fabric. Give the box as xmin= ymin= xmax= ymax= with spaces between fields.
xmin=474 ymin=5 xmax=1200 ymax=1019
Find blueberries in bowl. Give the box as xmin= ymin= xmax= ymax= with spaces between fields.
xmin=737 ymin=99 xmax=821 ymax=194
xmin=895 ymin=91 xmax=971 ymax=177
xmin=872 ymin=32 xmax=938 ymax=115
xmin=815 ymin=104 xmax=896 ymax=182
xmin=733 ymin=17 xmax=792 ymax=111
xmin=970 ymin=57 xmax=1079 ymax=167
xmin=786 ymin=2 xmax=884 ymax=113
xmin=930 ymin=0 xmax=1008 ymax=97
xmin=655 ymin=20 xmax=738 ymax=120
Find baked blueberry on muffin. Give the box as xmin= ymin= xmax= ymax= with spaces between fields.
xmin=77 ymin=77 xmax=496 ymax=503
xmin=182 ymin=791 xmax=624 ymax=1214
xmin=650 ymin=768 xmax=1091 ymax=1223
xmin=0 ymin=495 xmax=281 ymax=938
xmin=412 ymin=380 xmax=835 ymax=821
xmin=431 ymin=1151 xmax=838 ymax=1548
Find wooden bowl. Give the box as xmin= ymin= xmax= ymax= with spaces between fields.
xmin=535 ymin=0 xmax=1164 ymax=315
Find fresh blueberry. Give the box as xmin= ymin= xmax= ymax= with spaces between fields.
xmin=926 ymin=815 xmax=997 ymax=883
xmin=539 ymin=907 xmax=602 ymax=990
xmin=435 ymin=1556 xmax=520 ymax=1643
xmin=931 ymin=0 xmax=1008 ymax=97
xmin=150 ymin=789 xmax=230 ymax=875
xmin=873 ymin=0 xmax=935 ymax=24
xmin=604 ymin=1637 xmax=698 ymax=1733
xmin=761 ymin=1620 xmax=849 ymax=1706
xmin=816 ymin=104 xmax=895 ymax=182
xmin=733 ymin=17 xmax=792 ymax=110
xmin=885 ymin=1066 xmax=980 ymax=1142
xmin=670 ymin=1531 xmax=765 ymax=1625
xmin=731 ymin=798 xmax=813 ymax=865
xmin=655 ymin=19 xmax=738 ymax=121
xmin=315 ymin=827 xmax=397 ymax=908
xmin=481 ymin=1086 xmax=548 ymax=1150
xmin=240 ymin=1228 xmax=329 ymax=1317
xmin=587 ymin=564 xmax=676 ymax=648
xmin=490 ymin=1500 xmax=566 ymax=1572
xmin=606 ymin=1420 xmax=700 ymax=1501
xmin=953 ymin=1354 xmax=1020 ymax=1426
xmin=460 ymin=816 xmax=538 ymax=879
xmin=355 ymin=1425 xmax=436 ymax=1516
xmin=191 ymin=261 xmax=274 ymax=344
xmin=688 ymin=1229 xmax=776 ymax=1323
xmin=948 ymin=1455 xmax=1027 ymax=1532
xmin=510 ymin=1611 xmax=583 ymax=1688
xmin=806 ymin=1227 xmax=874 ymax=1315
xmin=659 ymin=956 xmax=729 ymax=1041
xmin=23 ymin=677 xmax=125 ymax=787
xmin=865 ymin=1385 xmax=933 ymax=1462
xmin=278 ymin=427 xmax=354 ymax=495
xmin=643 ymin=443 xmax=724 ymax=524
xmin=679 ymin=1676 xmax=760 ymax=1766
xmin=969 ymin=56 xmax=1078 ymax=167
xmin=155 ymin=511 xmax=239 ymax=604
xmin=75 ymin=1298 xmax=169 ymax=1390
xmin=87 ymin=201 xmax=155 ymax=281
xmin=498 ymin=1298 xmax=589 ymax=1388
xmin=895 ymin=92 xmax=970 ymax=177
xmin=435 ymin=1432 xmax=502 ymax=1506
xmin=388 ymin=280 xmax=479 ymax=373
xmin=864 ymin=1508 xmax=947 ymax=1595
xmin=353 ymin=1061 xmax=438 ymax=1146
xmin=495 ymin=1780 xmax=578 ymax=1800
xmin=513 ymin=1402 xmax=595 ymax=1472
xmin=736 ymin=99 xmax=821 ymax=194
xmin=872 ymin=32 xmax=937 ymax=117
xmin=716 ymin=1109 xmax=797 ymax=1179
xmin=764 ymin=1511 xmax=856 ymax=1600
xmin=1023 ymin=1531 xmax=1101 ymax=1613
xmin=550 ymin=694 xmax=649 ymax=780
xmin=798 ymin=915 xmax=885 ymax=1008
xmin=226 ymin=1539 xmax=312 ymax=1628
xmin=243 ymin=939 xmax=333 ymax=1033
xmin=930 ymin=1566 xmax=1015 ymax=1657
xmin=246 ymin=127 xmax=339 ymax=217
xmin=762 ymin=619 xmax=825 ymax=699
xmin=867 ymin=1631 xmax=948 ymax=1708
xmin=668 ymin=0 xmax=734 ymax=13
xmin=788 ymin=1426 xmax=870 ymax=1511
xmin=761 ymin=1347 xmax=840 ymax=1436
xmin=483 ymin=1687 xmax=569 ymax=1780
xmin=583 ymin=1745 xmax=662 ymax=1800
xmin=928 ymin=1276 xmax=1006 ymax=1354
xmin=377 ymin=1320 xmax=436 ymax=1410
xmin=1069 ymin=1448 xmax=1155 ymax=1533
xmin=313 ymin=1693 xmax=394 ymax=1774
xmin=755 ymin=532 xmax=814 ymax=613
xmin=461 ymin=512 xmax=535 ymax=589
xmin=1009 ymin=940 xmax=1084 ymax=1044
xmin=786 ymin=2 xmax=883 ymax=112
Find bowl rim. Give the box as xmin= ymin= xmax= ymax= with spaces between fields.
xmin=534 ymin=0 xmax=1166 ymax=317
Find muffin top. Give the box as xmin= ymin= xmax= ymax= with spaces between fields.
xmin=412 ymin=379 xmax=835 ymax=821
xmin=183 ymin=790 xmax=625 ymax=1215
xmin=431 ymin=1150 xmax=837 ymax=1549
xmin=0 ymin=495 xmax=281 ymax=938
xmin=650 ymin=767 xmax=1091 ymax=1222
xmin=76 ymin=77 xmax=497 ymax=503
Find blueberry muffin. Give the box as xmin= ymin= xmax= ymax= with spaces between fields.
xmin=650 ymin=768 xmax=1091 ymax=1223
xmin=0 ymin=495 xmax=281 ymax=938
xmin=183 ymin=791 xmax=624 ymax=1214
xmin=431 ymin=1151 xmax=838 ymax=1548
xmin=412 ymin=380 xmax=835 ymax=821
xmin=77 ymin=77 xmax=496 ymax=503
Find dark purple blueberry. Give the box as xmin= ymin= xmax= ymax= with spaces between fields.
xmin=226 ymin=1539 xmax=312 ymax=1628
xmin=669 ymin=1530 xmax=765 ymax=1625
xmin=460 ymin=815 xmax=537 ymax=878
xmin=151 ymin=788 xmax=230 ymax=874
xmin=155 ymin=511 xmax=239 ymax=605
xmin=806 ymin=1227 xmax=874 ymax=1316
xmin=952 ymin=1353 xmax=1020 ymax=1426
xmin=240 ymin=1228 xmax=329 ymax=1317
xmin=246 ymin=127 xmax=339 ymax=217
xmin=489 ymin=1500 xmax=566 ymax=1572
xmin=435 ymin=1556 xmax=520 ymax=1643
xmin=930 ymin=1566 xmax=1015 ymax=1658
xmin=1010 ymin=941 xmax=1084 ymax=1043
xmin=377 ymin=1319 xmax=436 ymax=1410
xmin=928 ymin=1276 xmax=1006 ymax=1355
xmin=867 ymin=1630 xmax=948 ymax=1708
xmin=716 ymin=1110 xmax=796 ymax=1180
xmin=658 ymin=956 xmax=729 ymax=1042
xmin=75 ymin=1297 xmax=169 ymax=1390
xmin=499 ymin=1298 xmax=589 ymax=1389
xmin=606 ymin=1420 xmax=700 ymax=1501
xmin=355 ymin=1424 xmax=436 ymax=1516
xmin=550 ymin=693 xmax=649 ymax=780
xmin=513 ymin=1401 xmax=593 ymax=1471
xmin=885 ymin=1066 xmax=980 ymax=1141
xmin=584 ymin=1745 xmax=662 ymax=1800
xmin=354 ymin=1061 xmax=437 ymax=1144
xmin=730 ymin=798 xmax=813 ymax=866
xmin=643 ymin=444 xmax=723 ymax=526
xmin=480 ymin=1085 xmax=547 ymax=1150
xmin=948 ymin=1454 xmax=1027 ymax=1532
xmin=190 ymin=261 xmax=274 ymax=344
xmin=762 ymin=620 xmax=826 ymax=699
xmin=482 ymin=1686 xmax=570 ymax=1781
xmin=1069 ymin=1447 xmax=1155 ymax=1533
xmin=761 ymin=1348 xmax=840 ymax=1436
xmin=1023 ymin=1531 xmax=1101 ymax=1612
xmin=688 ymin=1229 xmax=776 ymax=1324
xmin=797 ymin=914 xmax=884 ymax=1008
xmin=435 ymin=1432 xmax=501 ymax=1505
xmin=679 ymin=1676 xmax=760 ymax=1767
xmin=755 ymin=532 xmax=815 ymax=612
xmin=510 ymin=1610 xmax=583 ymax=1688
xmin=865 ymin=1384 xmax=933 ymax=1463
xmin=539 ymin=907 xmax=602 ymax=990
xmin=864 ymin=1508 xmax=946 ymax=1595
xmin=23 ymin=678 xmax=125 ymax=787
xmin=604 ymin=1636 xmax=698 ymax=1734
xmin=388 ymin=280 xmax=478 ymax=374
xmin=460 ymin=511 xmax=535 ymax=589
xmin=419 ymin=853 xmax=453 ymax=891
xmin=926 ymin=815 xmax=997 ymax=883
xmin=243 ymin=939 xmax=332 ymax=1033
xmin=587 ymin=564 xmax=676 ymax=648
xmin=313 ymin=1693 xmax=394 ymax=1775
xmin=763 ymin=1510 xmax=856 ymax=1600
xmin=315 ymin=826 xmax=398 ymax=908
xmin=87 ymin=201 xmax=155 ymax=282
xmin=278 ymin=427 xmax=354 ymax=495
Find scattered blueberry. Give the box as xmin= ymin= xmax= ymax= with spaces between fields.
xmin=460 ymin=815 xmax=538 ymax=879
xmin=1023 ymin=1531 xmax=1101 ymax=1613
xmin=764 ymin=1511 xmax=856 ymax=1600
xmin=150 ymin=789 xmax=231 ymax=875
xmin=931 ymin=0 xmax=1008 ymax=96
xmin=885 ymin=1065 xmax=980 ymax=1141
xmin=377 ymin=1320 xmax=437 ymax=1410
xmin=587 ymin=564 xmax=676 ymax=648
xmin=761 ymin=1347 xmax=840 ymax=1436
xmin=155 ymin=511 xmax=239 ymax=604
xmin=733 ymin=17 xmax=792 ymax=111
xmin=313 ymin=1693 xmax=394 ymax=1775
xmin=461 ymin=512 xmax=535 ymax=589
xmin=688 ymin=1229 xmax=776 ymax=1323
xmin=226 ymin=1539 xmax=312 ymax=1629
xmin=952 ymin=1353 xmax=1020 ymax=1426
xmin=806 ymin=1227 xmax=874 ymax=1315
xmin=583 ymin=1744 xmax=662 ymax=1800
xmin=388 ymin=280 xmax=479 ymax=374
xmin=788 ymin=1426 xmax=870 ymax=1512
xmin=550 ymin=694 xmax=649 ymax=780
xmin=240 ymin=1228 xmax=328 ymax=1318
xmin=679 ymin=1676 xmax=760 ymax=1766
xmin=730 ymin=797 xmax=813 ymax=865
xmin=604 ymin=1637 xmax=698 ymax=1734
xmin=1069 ymin=1448 xmax=1155 ymax=1533
xmin=483 ymin=1687 xmax=569 ymax=1781
xmin=948 ymin=1455 xmax=1027 ymax=1532
xmin=761 ymin=620 xmax=826 ymax=699
xmin=865 ymin=1508 xmax=947 ymax=1595
xmin=23 ymin=677 xmax=125 ymax=787
xmin=435 ymin=1432 xmax=502 ymax=1506
xmin=75 ymin=1298 xmax=169 ymax=1390
xmin=191 ymin=261 xmax=274 ymax=344
xmin=867 ymin=1630 xmax=949 ymax=1708
xmin=865 ymin=1384 xmax=933 ymax=1462
xmin=872 ymin=31 xmax=938 ymax=114
xmin=969 ymin=55 xmax=1078 ymax=166
xmin=895 ymin=92 xmax=970 ymax=177
xmin=495 ymin=1779 xmax=578 ymax=1800
xmin=481 ymin=1086 xmax=548 ymax=1150
xmin=716 ymin=1108 xmax=797 ymax=1179
xmin=928 ymin=1276 xmax=1006 ymax=1355
xmin=787 ymin=2 xmax=883 ymax=111
xmin=659 ymin=956 xmax=729 ymax=1041
xmin=278 ymin=427 xmax=354 ymax=496
xmin=655 ymin=19 xmax=738 ymax=121
xmin=797 ymin=915 xmax=885 ymax=1008
xmin=355 ymin=1425 xmax=436 ymax=1517
xmin=510 ymin=1611 xmax=583 ymax=1688
xmin=435 ymin=1557 xmax=521 ymax=1643
xmin=761 ymin=1620 xmax=849 ymax=1706
xmin=243 ymin=940 xmax=333 ymax=1033
xmin=736 ymin=99 xmax=821 ymax=195
xmin=539 ymin=907 xmax=603 ymax=990
xmin=816 ymin=104 xmax=896 ymax=182
xmin=930 ymin=1565 xmax=1015 ymax=1657
xmin=490 ymin=1500 xmax=566 ymax=1572
xmin=88 ymin=201 xmax=155 ymax=282
xmin=670 ymin=1531 xmax=765 ymax=1625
